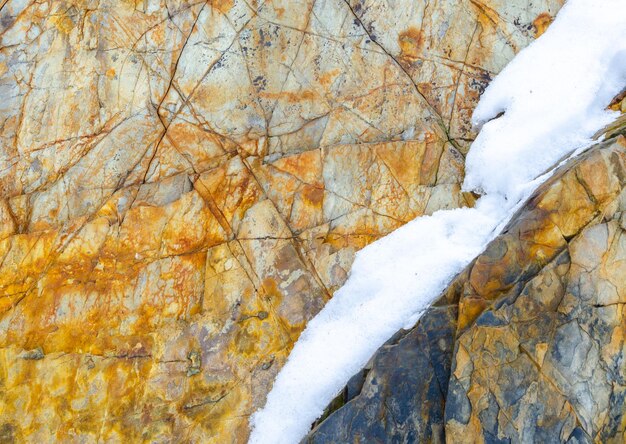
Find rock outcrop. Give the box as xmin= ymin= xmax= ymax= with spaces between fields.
xmin=0 ymin=0 xmax=564 ymax=441
xmin=305 ymin=133 xmax=626 ymax=443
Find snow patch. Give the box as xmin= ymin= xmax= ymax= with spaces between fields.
xmin=250 ymin=1 xmax=626 ymax=442
xmin=464 ymin=0 xmax=626 ymax=201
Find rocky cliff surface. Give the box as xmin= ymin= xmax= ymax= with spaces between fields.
xmin=305 ymin=131 xmax=626 ymax=443
xmin=0 ymin=0 xmax=567 ymax=442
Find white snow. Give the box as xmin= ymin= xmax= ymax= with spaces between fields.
xmin=464 ymin=0 xmax=626 ymax=202
xmin=249 ymin=1 xmax=626 ymax=442
xmin=250 ymin=196 xmax=507 ymax=442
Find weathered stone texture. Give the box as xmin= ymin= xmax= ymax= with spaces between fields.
xmin=0 ymin=0 xmax=563 ymax=441
xmin=447 ymin=138 xmax=626 ymax=443
xmin=306 ymin=136 xmax=626 ymax=443
xmin=305 ymin=305 xmax=457 ymax=444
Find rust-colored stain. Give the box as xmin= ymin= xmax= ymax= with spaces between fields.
xmin=398 ymin=27 xmax=424 ymax=61
xmin=301 ymin=185 xmax=324 ymax=206
xmin=608 ymin=89 xmax=626 ymax=111
xmin=260 ymin=89 xmax=317 ymax=102
xmin=319 ymin=69 xmax=341 ymax=87
xmin=533 ymin=12 xmax=553 ymax=37
xmin=51 ymin=13 xmax=74 ymax=35
xmin=210 ymin=0 xmax=235 ymax=13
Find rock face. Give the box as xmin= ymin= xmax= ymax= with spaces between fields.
xmin=0 ymin=0 xmax=564 ymax=441
xmin=307 ymin=306 xmax=458 ymax=443
xmin=305 ymin=134 xmax=626 ymax=443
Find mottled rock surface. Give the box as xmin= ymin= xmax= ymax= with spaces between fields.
xmin=305 ymin=135 xmax=626 ymax=443
xmin=0 ymin=0 xmax=563 ymax=441
xmin=307 ymin=306 xmax=457 ymax=443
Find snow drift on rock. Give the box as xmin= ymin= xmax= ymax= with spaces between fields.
xmin=251 ymin=195 xmax=506 ymax=442
xmin=463 ymin=0 xmax=626 ymax=202
xmin=250 ymin=0 xmax=626 ymax=442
